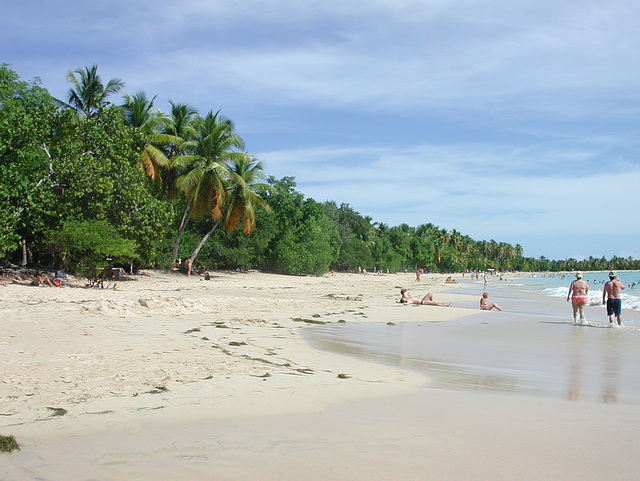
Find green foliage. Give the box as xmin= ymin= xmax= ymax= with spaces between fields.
xmin=188 ymin=206 xmax=276 ymax=270
xmin=335 ymin=236 xmax=373 ymax=271
xmin=261 ymin=177 xmax=340 ymax=275
xmin=45 ymin=219 xmax=138 ymax=274
xmin=40 ymin=107 xmax=172 ymax=265
xmin=0 ymin=64 xmax=57 ymax=258
xmin=0 ymin=66 xmax=172 ymax=268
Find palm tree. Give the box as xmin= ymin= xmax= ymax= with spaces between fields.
xmin=189 ymin=154 xmax=272 ymax=262
xmin=121 ymin=90 xmax=161 ymax=130
xmin=160 ymin=101 xmax=199 ymax=201
xmin=514 ymin=243 xmax=523 ymax=258
xmin=497 ymin=243 xmax=515 ymax=269
xmin=63 ymin=64 xmax=124 ymax=118
xmin=121 ymin=91 xmax=171 ymax=182
xmin=171 ymin=111 xmax=243 ymax=263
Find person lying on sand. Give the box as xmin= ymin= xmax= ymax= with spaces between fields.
xmin=13 ymin=274 xmax=57 ymax=287
xmin=397 ymin=289 xmax=450 ymax=306
xmin=480 ymin=292 xmax=502 ymax=311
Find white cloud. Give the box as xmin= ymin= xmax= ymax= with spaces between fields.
xmin=112 ymin=0 xmax=640 ymax=118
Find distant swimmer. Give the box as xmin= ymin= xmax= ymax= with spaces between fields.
xmin=567 ymin=271 xmax=589 ymax=325
xmin=480 ymin=292 xmax=502 ymax=311
xmin=398 ymin=289 xmax=450 ymax=307
xmin=603 ymin=271 xmax=625 ymax=326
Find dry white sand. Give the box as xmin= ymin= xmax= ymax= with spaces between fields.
xmin=1 ymin=271 xmax=639 ymax=480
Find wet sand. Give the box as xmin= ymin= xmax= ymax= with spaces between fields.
xmin=2 ymin=271 xmax=640 ymax=480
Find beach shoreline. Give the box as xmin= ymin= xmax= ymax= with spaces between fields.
xmin=2 ymin=270 xmax=640 ymax=480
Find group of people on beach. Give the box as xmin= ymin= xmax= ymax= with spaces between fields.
xmin=567 ymin=271 xmax=625 ymax=326
xmin=396 ymin=288 xmax=502 ymax=311
xmin=8 ymin=271 xmax=66 ymax=287
xmin=399 ymin=270 xmax=626 ymax=323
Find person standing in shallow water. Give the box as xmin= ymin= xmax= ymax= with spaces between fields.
xmin=603 ymin=271 xmax=625 ymax=326
xmin=567 ymin=271 xmax=589 ymax=325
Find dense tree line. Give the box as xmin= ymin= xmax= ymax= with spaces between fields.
xmin=2 ymin=64 xmax=638 ymax=276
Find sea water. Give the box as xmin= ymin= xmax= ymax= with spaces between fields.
xmin=305 ymin=273 xmax=640 ymax=405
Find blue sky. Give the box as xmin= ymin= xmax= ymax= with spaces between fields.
xmin=3 ymin=0 xmax=640 ymax=260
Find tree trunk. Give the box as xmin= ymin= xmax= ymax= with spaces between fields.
xmin=190 ymin=219 xmax=222 ymax=263
xmin=21 ymin=239 xmax=28 ymax=266
xmin=170 ymin=202 xmax=192 ymax=265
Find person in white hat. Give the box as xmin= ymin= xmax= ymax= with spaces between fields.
xmin=567 ymin=271 xmax=588 ymax=324
xmin=603 ymin=271 xmax=625 ymax=326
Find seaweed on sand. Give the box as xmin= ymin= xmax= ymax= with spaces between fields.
xmin=46 ymin=407 xmax=67 ymax=417
xmin=292 ymin=317 xmax=327 ymax=325
xmin=0 ymin=434 xmax=20 ymax=453
xmin=146 ymin=386 xmax=169 ymax=395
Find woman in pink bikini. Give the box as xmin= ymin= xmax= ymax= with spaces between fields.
xmin=567 ymin=271 xmax=589 ymax=325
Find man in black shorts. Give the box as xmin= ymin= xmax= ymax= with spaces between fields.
xmin=603 ymin=271 xmax=625 ymax=326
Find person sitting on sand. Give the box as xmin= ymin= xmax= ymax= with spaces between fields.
xmin=445 ymin=276 xmax=457 ymax=284
xmin=480 ymin=292 xmax=502 ymax=311
xmin=567 ymin=271 xmax=588 ymax=325
xmin=398 ymin=289 xmax=450 ymax=306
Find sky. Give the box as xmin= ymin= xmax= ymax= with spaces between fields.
xmin=3 ymin=0 xmax=640 ymax=260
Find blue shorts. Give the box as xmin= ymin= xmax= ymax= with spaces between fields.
xmin=606 ymin=298 xmax=622 ymax=317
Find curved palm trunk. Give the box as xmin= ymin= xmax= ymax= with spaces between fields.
xmin=190 ymin=219 xmax=222 ymax=263
xmin=170 ymin=203 xmax=193 ymax=264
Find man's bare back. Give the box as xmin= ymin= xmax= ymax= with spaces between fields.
xmin=604 ymin=278 xmax=624 ymax=299
xmin=603 ymin=272 xmax=625 ymax=326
